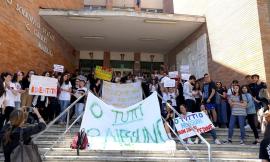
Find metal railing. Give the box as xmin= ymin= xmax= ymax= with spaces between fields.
xmin=42 ymin=113 xmax=84 ymax=159
xmin=156 ymin=93 xmax=212 ymax=162
xmin=33 ymin=94 xmax=86 ymax=141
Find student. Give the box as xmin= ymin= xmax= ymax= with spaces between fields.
xmin=194 ymin=104 xmax=222 ymax=145
xmin=1 ymin=72 xmax=17 ymax=124
xmin=74 ymin=77 xmax=87 ymax=125
xmin=193 ymin=81 xmax=202 ymax=112
xmin=0 ymin=108 xmax=46 ymax=162
xmin=241 ymin=85 xmax=259 ymax=145
xmin=249 ymin=74 xmax=268 ymax=109
xmin=12 ymin=71 xmax=25 ymax=109
xmin=58 ymin=73 xmax=72 ymax=124
xmin=202 ymin=73 xmax=217 ymax=126
xmin=0 ymin=79 xmax=6 ymax=129
xmin=215 ymin=81 xmax=228 ymax=128
xmin=21 ymin=70 xmax=35 ymax=107
xmin=183 ymin=75 xmax=196 ymax=112
xmin=168 ymin=87 xmax=179 ymax=109
xmin=259 ymin=112 xmax=270 ymax=162
xmin=225 ymin=85 xmax=247 ymax=145
xmin=164 ymin=100 xmax=174 ymax=139
xmin=178 ymin=104 xmax=194 ymax=144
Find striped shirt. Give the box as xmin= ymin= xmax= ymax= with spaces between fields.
xmin=229 ymin=94 xmax=247 ymax=116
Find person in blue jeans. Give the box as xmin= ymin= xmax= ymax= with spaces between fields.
xmin=226 ymin=84 xmax=247 ymax=145
xmin=58 ymin=73 xmax=72 ymax=124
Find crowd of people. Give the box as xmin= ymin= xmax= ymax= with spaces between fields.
xmin=0 ymin=69 xmax=269 ymax=161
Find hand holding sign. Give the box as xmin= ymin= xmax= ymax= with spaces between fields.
xmin=164 ymin=79 xmax=176 ymax=88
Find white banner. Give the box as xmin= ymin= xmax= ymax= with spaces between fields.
xmin=102 ymin=81 xmax=143 ymax=108
xmin=174 ymin=112 xmax=215 ymax=139
xmin=80 ymin=92 xmax=175 ymax=150
xmin=29 ymin=75 xmax=58 ymax=97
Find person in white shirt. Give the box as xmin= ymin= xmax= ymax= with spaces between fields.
xmin=1 ymin=72 xmax=18 ymax=124
xmin=12 ymin=71 xmax=25 ymax=109
xmin=58 ymin=73 xmax=72 ymax=124
xmin=183 ymin=75 xmax=197 ymax=112
xmin=74 ymin=77 xmax=87 ymax=125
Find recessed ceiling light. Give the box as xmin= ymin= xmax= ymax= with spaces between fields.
xmin=139 ymin=38 xmax=162 ymax=41
xmin=81 ymin=36 xmax=105 ymax=39
xmin=68 ymin=16 xmax=104 ymax=21
xmin=144 ymin=19 xmax=177 ymax=24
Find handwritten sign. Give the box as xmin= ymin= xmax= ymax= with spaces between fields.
xmin=164 ymin=79 xmax=176 ymax=88
xmin=29 ymin=75 xmax=58 ymax=97
xmin=53 ymin=64 xmax=64 ymax=73
xmin=102 ymin=81 xmax=143 ymax=108
xmin=95 ymin=66 xmax=113 ymax=81
xmin=80 ymin=92 xmax=175 ymax=150
xmin=169 ymin=71 xmax=179 ymax=79
xmin=174 ymin=112 xmax=215 ymax=139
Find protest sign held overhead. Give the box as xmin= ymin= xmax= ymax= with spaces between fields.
xmin=80 ymin=92 xmax=175 ymax=150
xmin=95 ymin=66 xmax=113 ymax=81
xmin=53 ymin=64 xmax=64 ymax=73
xmin=169 ymin=71 xmax=179 ymax=79
xmin=102 ymin=81 xmax=143 ymax=108
xmin=164 ymin=79 xmax=176 ymax=88
xmin=29 ymin=75 xmax=58 ymax=97
xmin=174 ymin=112 xmax=215 ymax=139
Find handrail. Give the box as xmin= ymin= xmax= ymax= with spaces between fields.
xmin=157 ymin=93 xmax=212 ymax=162
xmin=161 ymin=116 xmax=196 ymax=161
xmin=42 ymin=112 xmax=84 ymax=159
xmin=33 ymin=94 xmax=86 ymax=141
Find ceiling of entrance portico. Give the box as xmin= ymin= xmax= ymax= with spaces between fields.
xmin=40 ymin=10 xmax=205 ymax=54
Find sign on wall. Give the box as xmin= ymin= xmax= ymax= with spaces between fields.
xmin=80 ymin=92 xmax=175 ymax=150
xmin=95 ymin=66 xmax=113 ymax=81
xmin=29 ymin=75 xmax=58 ymax=97
xmin=102 ymin=81 xmax=143 ymax=108
xmin=174 ymin=112 xmax=214 ymax=139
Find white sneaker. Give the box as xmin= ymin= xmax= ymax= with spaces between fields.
xmin=215 ymin=139 xmax=221 ymax=145
xmin=187 ymin=138 xmax=194 ymax=144
xmin=245 ymin=124 xmax=250 ymax=129
xmin=194 ymin=138 xmax=199 ymax=144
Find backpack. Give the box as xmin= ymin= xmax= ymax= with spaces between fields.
xmin=70 ymin=129 xmax=89 ymax=156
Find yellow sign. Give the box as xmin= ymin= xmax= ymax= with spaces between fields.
xmin=95 ymin=66 xmax=113 ymax=81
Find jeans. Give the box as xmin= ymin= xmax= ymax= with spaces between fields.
xmin=14 ymin=101 xmax=21 ymax=109
xmin=228 ymin=115 xmax=246 ymax=140
xmin=216 ymin=100 xmax=228 ymax=125
xmin=75 ymin=103 xmax=84 ymax=123
xmin=59 ymin=100 xmax=70 ymax=123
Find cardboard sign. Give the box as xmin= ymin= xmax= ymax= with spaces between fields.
xmin=80 ymin=92 xmax=175 ymax=150
xmin=29 ymin=75 xmax=58 ymax=97
xmin=164 ymin=79 xmax=176 ymax=88
xmin=169 ymin=71 xmax=179 ymax=79
xmin=95 ymin=66 xmax=113 ymax=81
xmin=102 ymin=81 xmax=143 ymax=108
xmin=53 ymin=64 xmax=64 ymax=73
xmin=174 ymin=112 xmax=215 ymax=139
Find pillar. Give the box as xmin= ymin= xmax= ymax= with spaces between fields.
xmin=163 ymin=0 xmax=174 ymax=14
xmin=134 ymin=52 xmax=141 ymax=75
xmin=103 ymin=51 xmax=110 ymax=67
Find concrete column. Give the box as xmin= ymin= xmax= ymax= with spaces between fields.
xmin=103 ymin=51 xmax=111 ymax=67
xmin=163 ymin=0 xmax=174 ymax=14
xmin=134 ymin=52 xmax=141 ymax=75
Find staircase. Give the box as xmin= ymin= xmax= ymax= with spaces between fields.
xmin=0 ymin=125 xmax=261 ymax=162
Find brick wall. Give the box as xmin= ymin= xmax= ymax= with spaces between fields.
xmin=257 ymin=0 xmax=270 ymax=88
xmin=0 ymin=0 xmax=84 ymax=74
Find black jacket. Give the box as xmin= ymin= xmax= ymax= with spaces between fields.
xmin=0 ymin=123 xmax=46 ymax=162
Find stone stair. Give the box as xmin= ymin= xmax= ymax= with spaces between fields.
xmin=0 ymin=125 xmax=261 ymax=162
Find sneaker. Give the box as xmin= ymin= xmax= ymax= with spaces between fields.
xmin=214 ymin=139 xmax=222 ymax=145
xmin=224 ymin=139 xmax=232 ymax=144
xmin=187 ymin=138 xmax=194 ymax=144
xmin=240 ymin=140 xmax=245 ymax=145
xmin=194 ymin=138 xmax=199 ymax=144
xmin=245 ymin=124 xmax=251 ymax=129
xmin=252 ymin=140 xmax=260 ymax=145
